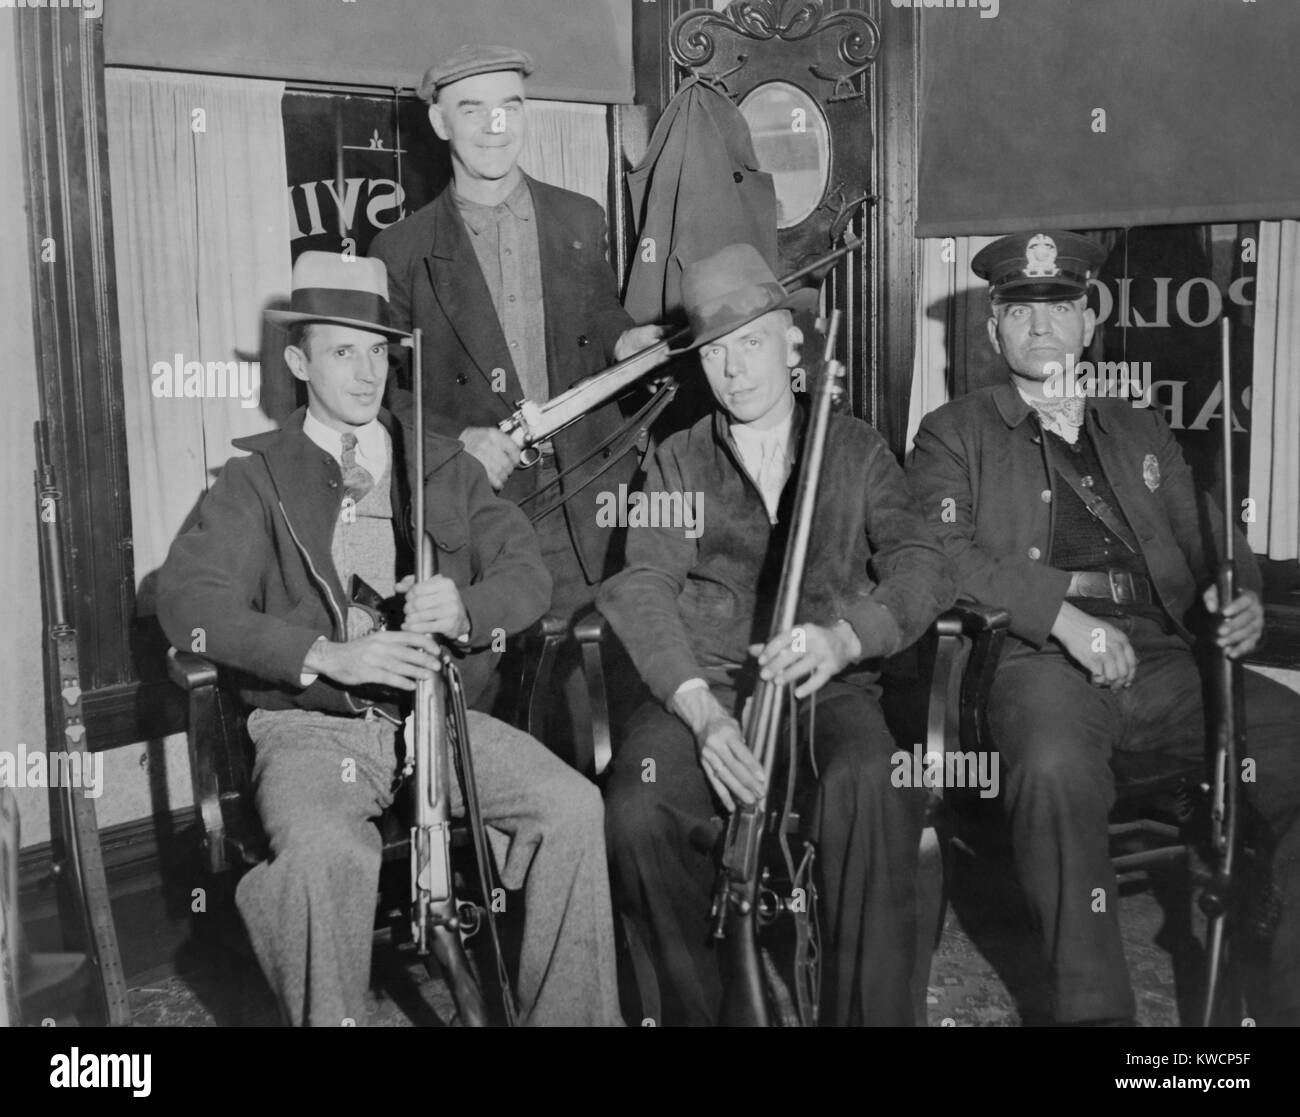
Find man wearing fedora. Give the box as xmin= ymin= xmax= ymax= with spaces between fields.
xmin=370 ymin=44 xmax=664 ymax=619
xmin=157 ymin=252 xmax=622 ymax=1026
xmin=907 ymin=230 xmax=1300 ymax=1025
xmin=597 ymin=244 xmax=955 ymax=1026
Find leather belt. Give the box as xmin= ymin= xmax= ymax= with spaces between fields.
xmin=1069 ymin=570 xmax=1155 ymax=606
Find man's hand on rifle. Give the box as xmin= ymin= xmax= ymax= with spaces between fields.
xmin=303 ymin=631 xmax=439 ymax=691
xmin=459 ymin=426 xmax=522 ymax=490
xmin=670 ymin=685 xmax=766 ymax=812
xmin=1203 ymin=585 xmax=1264 ymax=659
xmin=397 ymin=573 xmax=471 ymax=642
xmin=613 ymin=323 xmax=667 ymax=363
xmin=749 ymin=621 xmax=861 ymax=699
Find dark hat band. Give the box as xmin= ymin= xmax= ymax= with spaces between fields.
xmin=291 ymin=287 xmax=393 ymax=329
xmin=989 ymin=269 xmax=1091 ymax=301
xmin=687 ymin=280 xmax=789 ymax=341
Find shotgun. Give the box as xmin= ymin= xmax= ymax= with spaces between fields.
xmin=499 ymin=239 xmax=861 ymax=464
xmin=33 ymin=422 xmax=131 ymax=1026
xmin=1198 ymin=318 xmax=1247 ymax=1026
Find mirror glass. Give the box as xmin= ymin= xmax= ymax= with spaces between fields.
xmin=739 ymin=81 xmax=830 ymax=230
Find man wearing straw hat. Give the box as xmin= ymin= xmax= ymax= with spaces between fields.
xmin=598 ymin=244 xmax=955 ymax=1026
xmin=157 ymin=252 xmax=621 ymax=1027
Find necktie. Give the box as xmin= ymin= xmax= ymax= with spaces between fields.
xmin=756 ymin=435 xmax=788 ymax=522
xmin=340 ymin=432 xmax=375 ymax=503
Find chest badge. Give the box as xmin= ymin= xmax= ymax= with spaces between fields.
xmin=1142 ymin=453 xmax=1161 ymax=492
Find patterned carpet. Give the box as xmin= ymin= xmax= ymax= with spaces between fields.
xmin=119 ymin=861 xmax=1194 ymax=1028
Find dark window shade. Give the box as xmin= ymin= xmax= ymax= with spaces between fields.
xmin=916 ymin=0 xmax=1300 ymax=237
xmin=104 ymin=0 xmax=632 ymax=104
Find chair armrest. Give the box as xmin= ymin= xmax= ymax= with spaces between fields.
xmin=573 ymin=611 xmax=607 ymax=645
xmin=937 ymin=603 xmax=1013 ymax=638
xmin=166 ymin=646 xmax=232 ymax=874
xmin=520 ymin=614 xmax=568 ymax=743
xmin=923 ymin=604 xmax=1013 ymax=794
xmin=167 ymin=647 xmax=219 ymax=691
xmin=573 ymin=610 xmax=612 ymax=778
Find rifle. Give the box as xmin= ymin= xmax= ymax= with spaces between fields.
xmin=1198 ymin=318 xmax=1248 ymax=1026
xmin=498 ymin=238 xmax=861 ymax=465
xmin=33 ymin=422 xmax=131 ymax=1026
xmin=405 ymin=329 xmax=517 ymax=1027
xmin=710 ymin=310 xmax=844 ymax=1027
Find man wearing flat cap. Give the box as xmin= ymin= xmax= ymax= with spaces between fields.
xmin=907 ymin=230 xmax=1300 ymax=1025
xmin=598 ymin=244 xmax=956 ymax=1026
xmin=370 ymin=44 xmax=663 ymax=620
xmin=157 ymin=252 xmax=621 ymax=1026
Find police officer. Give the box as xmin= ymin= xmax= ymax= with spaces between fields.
xmin=907 ymin=230 xmax=1300 ymax=1026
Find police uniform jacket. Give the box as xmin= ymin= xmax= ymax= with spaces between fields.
xmin=906 ymin=382 xmax=1261 ymax=651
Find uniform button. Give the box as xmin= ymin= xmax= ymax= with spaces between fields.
xmin=1040 ymin=489 xmax=1052 ymax=502
xmin=733 ymin=171 xmax=744 ymax=183
xmin=509 ymin=340 xmax=518 ymax=349
xmin=1027 ymin=546 xmax=1041 ymax=560
xmin=577 ymin=335 xmax=589 ymax=348
xmin=507 ymin=294 xmax=516 ymax=303
xmin=504 ymin=248 xmax=512 ymax=256
xmin=572 ymin=240 xmax=582 ymax=250
xmin=328 ymin=479 xmax=338 ymax=489
xmin=455 ymin=374 xmax=468 ymax=385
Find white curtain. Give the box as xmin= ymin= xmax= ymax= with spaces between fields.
xmin=1247 ymin=219 xmax=1300 ymax=561
xmin=520 ymin=100 xmax=609 ymax=212
xmin=107 ymin=69 xmax=291 ymax=603
xmin=905 ymin=235 xmax=999 ymax=453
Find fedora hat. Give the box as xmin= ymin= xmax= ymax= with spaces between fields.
xmin=265 ymin=252 xmax=411 ymax=340
xmin=680 ymin=243 xmax=819 ymax=349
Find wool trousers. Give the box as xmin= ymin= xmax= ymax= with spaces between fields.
xmin=235 ymin=706 xmax=621 ymax=1026
xmin=987 ymin=615 xmax=1300 ymax=1023
xmin=604 ymin=680 xmax=926 ymax=1026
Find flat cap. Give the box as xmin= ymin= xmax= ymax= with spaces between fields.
xmin=417 ymin=44 xmax=534 ymax=103
xmin=971 ymin=230 xmax=1106 ymax=302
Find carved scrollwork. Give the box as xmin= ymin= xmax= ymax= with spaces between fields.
xmin=670 ymin=1 xmax=880 ymax=100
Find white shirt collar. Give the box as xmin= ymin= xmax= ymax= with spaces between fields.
xmin=730 ymin=397 xmax=796 ymax=459
xmin=729 ymin=399 xmax=797 ymax=523
xmin=302 ymin=410 xmax=390 ymax=477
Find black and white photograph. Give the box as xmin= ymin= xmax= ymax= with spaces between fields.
xmin=2 ymin=0 xmax=1298 ymax=1080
